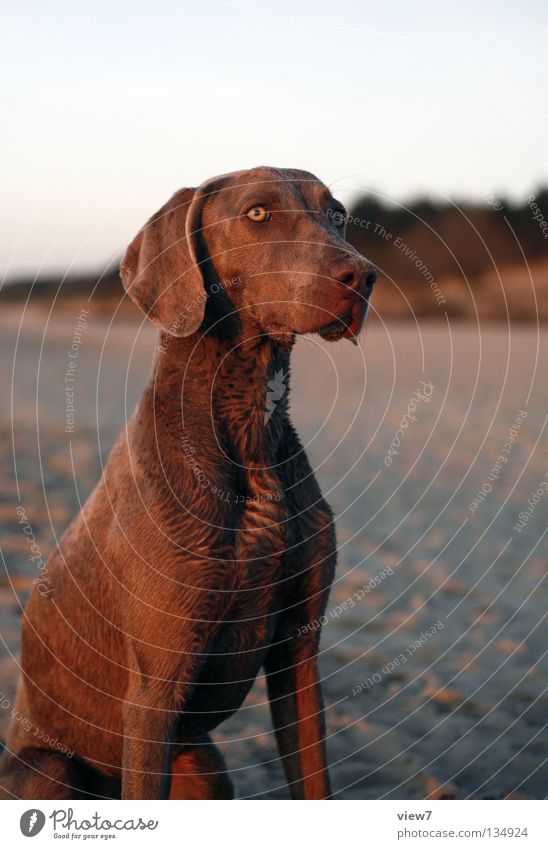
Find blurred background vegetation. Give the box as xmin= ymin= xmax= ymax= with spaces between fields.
xmin=3 ymin=190 xmax=548 ymax=323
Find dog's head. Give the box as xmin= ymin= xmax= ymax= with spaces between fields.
xmin=120 ymin=166 xmax=376 ymax=343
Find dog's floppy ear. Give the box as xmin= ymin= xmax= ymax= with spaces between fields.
xmin=120 ymin=186 xmax=209 ymax=337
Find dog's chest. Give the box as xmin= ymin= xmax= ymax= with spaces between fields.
xmin=185 ymin=498 xmax=287 ymax=734
xmin=204 ymin=467 xmax=290 ymax=666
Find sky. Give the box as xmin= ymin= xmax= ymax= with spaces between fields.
xmin=2 ymin=0 xmax=548 ymax=276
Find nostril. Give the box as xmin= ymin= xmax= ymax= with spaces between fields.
xmin=339 ymin=271 xmax=355 ymax=287
xmin=365 ymin=269 xmax=377 ymax=289
xmin=332 ymin=265 xmax=356 ymax=287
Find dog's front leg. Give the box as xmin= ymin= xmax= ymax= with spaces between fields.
xmin=120 ymin=577 xmax=222 ymax=799
xmin=264 ymin=638 xmax=331 ymax=800
xmin=121 ymin=680 xmax=180 ymax=799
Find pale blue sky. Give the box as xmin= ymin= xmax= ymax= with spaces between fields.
xmin=2 ymin=0 xmax=548 ymax=275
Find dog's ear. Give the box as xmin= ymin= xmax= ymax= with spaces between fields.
xmin=120 ymin=186 xmax=210 ymax=337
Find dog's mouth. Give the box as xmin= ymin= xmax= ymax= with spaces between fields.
xmin=265 ymin=295 xmax=370 ymax=344
xmin=317 ymin=301 xmax=368 ymax=342
xmin=317 ymin=315 xmax=351 ymax=341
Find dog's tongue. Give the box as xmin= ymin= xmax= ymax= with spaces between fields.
xmin=343 ymin=314 xmax=361 ymax=344
xmin=343 ymin=301 xmax=368 ymax=343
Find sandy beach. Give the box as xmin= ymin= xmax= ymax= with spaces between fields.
xmin=0 ymin=306 xmax=547 ymax=799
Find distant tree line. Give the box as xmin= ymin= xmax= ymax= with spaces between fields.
xmin=346 ymin=189 xmax=548 ymax=285
xmin=3 ymin=190 xmax=547 ymax=321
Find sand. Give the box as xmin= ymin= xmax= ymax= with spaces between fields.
xmin=0 ymin=306 xmax=546 ymax=799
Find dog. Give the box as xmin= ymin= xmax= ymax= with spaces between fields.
xmin=0 ymin=166 xmax=376 ymax=799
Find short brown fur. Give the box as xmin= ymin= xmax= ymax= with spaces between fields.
xmin=0 ymin=167 xmax=375 ymax=799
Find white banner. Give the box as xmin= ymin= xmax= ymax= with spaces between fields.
xmin=2 ymin=800 xmax=546 ymax=848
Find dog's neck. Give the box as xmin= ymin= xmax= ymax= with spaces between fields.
xmin=151 ymin=329 xmax=295 ymax=463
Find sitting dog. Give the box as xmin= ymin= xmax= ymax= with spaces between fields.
xmin=0 ymin=167 xmax=376 ymax=799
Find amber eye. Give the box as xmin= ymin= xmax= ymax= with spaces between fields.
xmin=246 ymin=205 xmax=270 ymax=222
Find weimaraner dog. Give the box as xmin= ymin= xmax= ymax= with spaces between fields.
xmin=0 ymin=166 xmax=376 ymax=799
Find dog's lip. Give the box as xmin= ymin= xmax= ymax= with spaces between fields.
xmin=317 ymin=312 xmax=352 ymax=341
xmin=317 ymin=298 xmax=368 ymax=342
xmin=265 ymin=294 xmax=369 ymax=342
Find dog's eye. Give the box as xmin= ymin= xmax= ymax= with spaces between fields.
xmin=246 ymin=205 xmax=270 ymax=222
xmin=332 ymin=210 xmax=346 ymax=227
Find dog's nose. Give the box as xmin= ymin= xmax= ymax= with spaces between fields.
xmin=331 ymin=262 xmax=376 ymax=292
xmin=364 ymin=266 xmax=377 ymax=291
